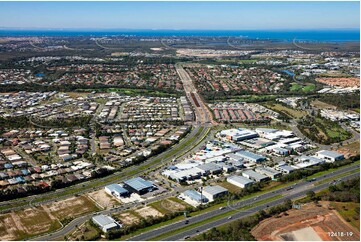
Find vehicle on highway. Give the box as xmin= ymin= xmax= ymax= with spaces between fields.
xmin=228 ymin=216 xmax=232 ymax=219
xmin=185 ymin=220 xmax=189 ymax=224
xmin=184 ymin=236 xmax=190 ymax=239
xmin=219 ymin=206 xmax=225 ymax=210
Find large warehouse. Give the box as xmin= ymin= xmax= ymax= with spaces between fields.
xmin=235 ymin=150 xmax=266 ymax=163
xmin=242 ymin=170 xmax=269 ymax=182
xmin=316 ymin=150 xmax=344 ymax=162
xmin=202 ymin=185 xmax=228 ymax=201
xmin=227 ymin=175 xmax=254 ymax=188
xmin=92 ymin=215 xmax=121 ymax=233
xmin=105 ymin=184 xmax=129 ymax=198
xmin=123 ymin=177 xmax=155 ymax=195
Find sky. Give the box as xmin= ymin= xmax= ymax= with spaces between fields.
xmin=0 ymin=1 xmax=359 ymax=30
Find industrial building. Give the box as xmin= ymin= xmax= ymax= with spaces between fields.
xmin=227 ymin=175 xmax=254 ymax=188
xmin=123 ymin=177 xmax=155 ymax=195
xmin=219 ymin=128 xmax=259 ymax=141
xmin=196 ymin=163 xmax=223 ymax=175
xmin=277 ymin=164 xmax=297 ymax=174
xmin=202 ymin=185 xmax=228 ymax=201
xmin=316 ymin=150 xmax=344 ymax=162
xmin=92 ymin=215 xmax=122 ymax=233
xmin=182 ymin=189 xmax=208 ymax=203
xmin=235 ymin=150 xmax=266 ymax=163
xmin=255 ymin=166 xmax=282 ymax=179
xmin=105 ymin=184 xmax=129 ymax=198
xmin=242 ymin=170 xmax=269 ymax=182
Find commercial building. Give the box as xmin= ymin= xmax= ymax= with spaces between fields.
xmin=255 ymin=166 xmax=282 ymax=179
xmin=242 ymin=170 xmax=269 ymax=182
xmin=105 ymin=184 xmax=129 ymax=198
xmin=196 ymin=163 xmax=223 ymax=175
xmin=202 ymin=185 xmax=228 ymax=201
xmin=123 ymin=177 xmax=155 ymax=195
xmin=235 ymin=150 xmax=266 ymax=163
xmin=182 ymin=189 xmax=208 ymax=203
xmin=220 ymin=128 xmax=258 ymax=141
xmin=277 ymin=164 xmax=297 ymax=174
xmin=92 ymin=215 xmax=121 ymax=233
xmin=316 ymin=150 xmax=344 ymax=162
xmin=227 ymin=175 xmax=254 ymax=188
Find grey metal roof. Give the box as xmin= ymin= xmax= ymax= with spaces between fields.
xmin=236 ymin=150 xmax=266 ymax=161
xmin=184 ymin=189 xmax=208 ymax=203
xmin=227 ymin=175 xmax=253 ymax=185
xmin=197 ymin=163 xmax=222 ymax=172
xmin=106 ymin=184 xmax=129 ymax=194
xmin=203 ymin=185 xmax=228 ymax=196
xmin=317 ymin=150 xmax=344 ymax=158
xmin=124 ymin=177 xmax=153 ymax=191
xmin=92 ymin=215 xmax=117 ymax=227
xmin=242 ymin=170 xmax=268 ymax=180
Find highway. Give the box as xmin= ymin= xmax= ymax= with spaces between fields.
xmin=176 ymin=64 xmax=215 ymax=126
xmin=126 ymin=163 xmax=359 ymax=241
xmin=163 ymin=172 xmax=359 ymax=241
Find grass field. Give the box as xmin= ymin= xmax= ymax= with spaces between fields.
xmin=331 ymin=202 xmax=360 ymax=230
xmin=290 ymin=83 xmax=316 ymax=92
xmin=263 ymin=102 xmax=307 ymax=119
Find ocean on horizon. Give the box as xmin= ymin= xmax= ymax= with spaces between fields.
xmin=0 ymin=29 xmax=359 ymax=42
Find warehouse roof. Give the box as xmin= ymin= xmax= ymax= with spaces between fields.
xmin=227 ymin=175 xmax=253 ymax=185
xmin=124 ymin=177 xmax=153 ymax=191
xmin=92 ymin=215 xmax=118 ymax=227
xmin=183 ymin=189 xmax=208 ymax=203
xmin=317 ymin=150 xmax=344 ymax=158
xmin=242 ymin=170 xmax=268 ymax=180
xmin=203 ymin=185 xmax=228 ymax=196
xmin=236 ymin=150 xmax=266 ymax=161
xmin=196 ymin=163 xmax=222 ymax=172
xmin=105 ymin=184 xmax=129 ymax=194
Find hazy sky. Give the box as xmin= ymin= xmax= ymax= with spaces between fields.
xmin=0 ymin=1 xmax=359 ymax=30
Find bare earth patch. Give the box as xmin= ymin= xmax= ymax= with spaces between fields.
xmin=135 ymin=206 xmax=164 ymax=219
xmin=116 ymin=212 xmax=140 ymax=225
xmin=251 ymin=202 xmax=360 ymax=241
xmin=42 ymin=195 xmax=99 ymax=219
xmin=160 ymin=198 xmax=186 ymax=212
xmin=87 ymin=189 xmax=120 ymax=209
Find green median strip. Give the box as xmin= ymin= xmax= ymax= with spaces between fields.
xmin=314 ymin=169 xmax=360 ymax=185
xmin=147 ymin=195 xmax=282 ymax=241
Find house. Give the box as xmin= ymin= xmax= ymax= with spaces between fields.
xmin=227 ymin=175 xmax=254 ymax=188
xmin=316 ymin=150 xmax=344 ymax=162
xmin=92 ymin=215 xmax=122 ymax=233
xmin=202 ymin=185 xmax=228 ymax=201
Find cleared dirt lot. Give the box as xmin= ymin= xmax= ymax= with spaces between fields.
xmin=116 ymin=212 xmax=141 ymax=225
xmin=0 ymin=195 xmax=99 ymax=240
xmin=0 ymin=207 xmax=61 ymax=241
xmin=135 ymin=206 xmax=164 ymax=219
xmin=251 ymin=202 xmax=360 ymax=241
xmin=87 ymin=189 xmax=120 ymax=209
xmin=42 ymin=195 xmax=99 ymax=219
